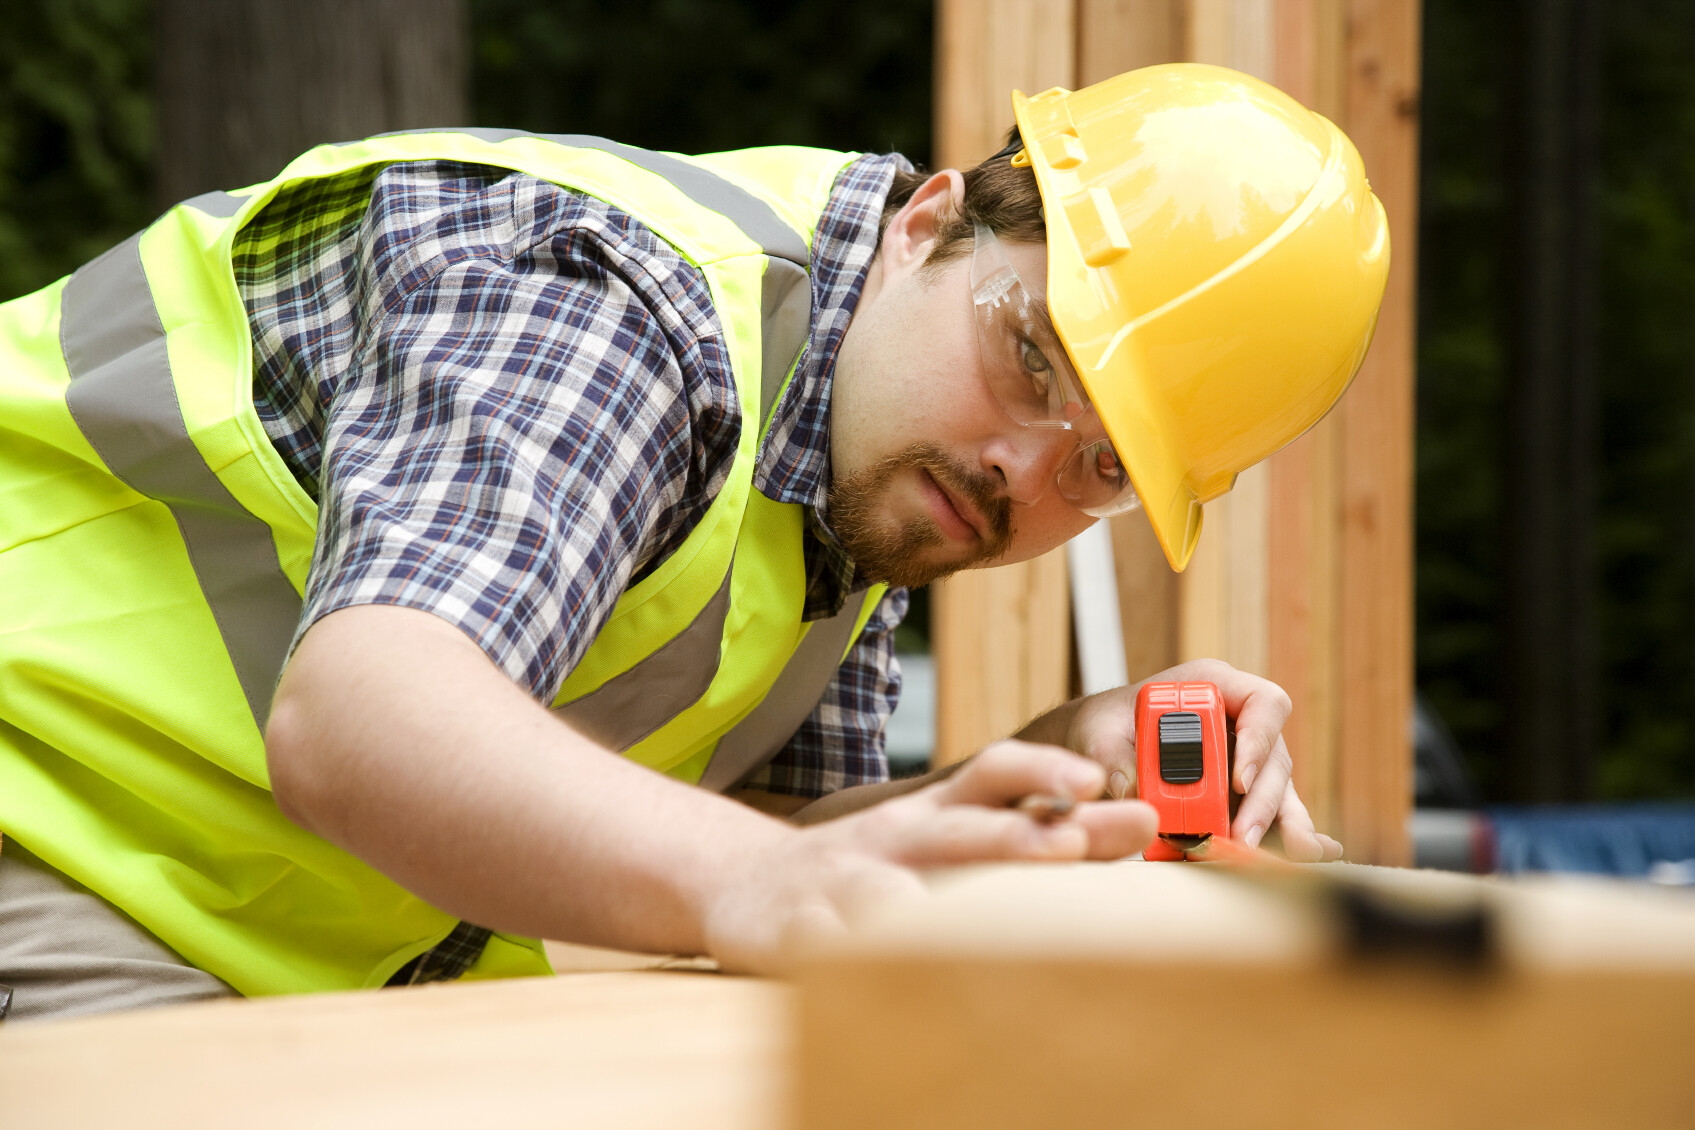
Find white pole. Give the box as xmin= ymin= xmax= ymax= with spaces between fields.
xmin=1066 ymin=522 xmax=1128 ymax=696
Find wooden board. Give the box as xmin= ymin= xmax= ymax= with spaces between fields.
xmin=10 ymin=862 xmax=1687 ymax=1129
xmin=794 ymin=862 xmax=1695 ymax=1129
xmin=0 ymin=970 xmax=785 ymax=1130
xmin=1177 ymin=0 xmax=1418 ymax=862
xmin=1335 ymin=0 xmax=1420 ymax=863
xmin=1268 ymin=0 xmax=1348 ymax=837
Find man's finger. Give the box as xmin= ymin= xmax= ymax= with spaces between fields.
xmin=890 ymin=804 xmax=1090 ymax=866
xmin=935 ymin=741 xmax=1105 ymax=809
xmin=1229 ymin=734 xmax=1292 ymax=848
xmin=1228 ymin=698 xmax=1292 ymax=796
xmin=1071 ymin=799 xmax=1159 ymax=859
xmin=1268 ymin=783 xmax=1325 ymax=863
xmin=1185 ymin=662 xmax=1291 ymax=795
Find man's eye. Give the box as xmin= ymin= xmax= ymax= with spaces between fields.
xmin=1020 ymin=339 xmax=1052 ymax=391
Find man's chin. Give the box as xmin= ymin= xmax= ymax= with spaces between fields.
xmin=854 ymin=539 xmax=1008 ymax=590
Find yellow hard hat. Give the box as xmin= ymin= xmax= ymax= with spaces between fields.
xmin=1013 ymin=63 xmax=1391 ymax=571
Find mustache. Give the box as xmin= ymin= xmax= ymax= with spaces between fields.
xmin=826 ymin=442 xmax=1017 ymax=589
xmin=910 ymin=445 xmax=1013 ymax=547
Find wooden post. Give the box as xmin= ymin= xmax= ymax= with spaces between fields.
xmin=1267 ymin=0 xmax=1349 ymax=841
xmin=1335 ymin=0 xmax=1420 ymax=863
xmin=1076 ymin=0 xmax=1188 ymax=79
xmin=930 ymin=0 xmax=1077 ymax=766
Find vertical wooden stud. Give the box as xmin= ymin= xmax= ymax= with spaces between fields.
xmin=1268 ymin=0 xmax=1348 ymax=840
xmin=1076 ymin=0 xmax=1189 ymax=81
xmin=1335 ymin=0 xmax=1420 ymax=864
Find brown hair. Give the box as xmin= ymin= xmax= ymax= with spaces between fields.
xmin=880 ymin=126 xmax=1046 ymax=273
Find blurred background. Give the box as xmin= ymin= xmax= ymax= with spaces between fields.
xmin=4 ymin=0 xmax=1691 ymax=873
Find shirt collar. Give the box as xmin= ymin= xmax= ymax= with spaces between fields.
xmin=754 ymin=153 xmax=910 ymax=613
xmin=754 ymin=152 xmax=911 ymax=511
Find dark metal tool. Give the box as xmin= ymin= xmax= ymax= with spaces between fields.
xmin=1017 ymin=794 xmax=1076 ymax=823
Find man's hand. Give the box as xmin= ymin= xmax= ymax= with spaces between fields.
xmin=704 ymin=741 xmax=1158 ymax=972
xmin=1023 ymin=659 xmax=1343 ymax=863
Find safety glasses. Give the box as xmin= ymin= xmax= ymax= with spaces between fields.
xmin=970 ymin=221 xmax=1141 ymax=517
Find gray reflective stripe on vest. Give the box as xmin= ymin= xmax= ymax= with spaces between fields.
xmin=759 ymin=257 xmax=811 ymax=426
xmin=695 ymin=600 xmax=867 ymax=794
xmin=60 ymin=233 xmax=302 ymax=732
xmin=379 ymin=128 xmax=810 ymax=266
xmin=182 ymin=190 xmax=250 ymax=219
xmin=550 ymin=561 xmax=735 ymax=752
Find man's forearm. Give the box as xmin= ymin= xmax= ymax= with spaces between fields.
xmin=265 ymin=604 xmax=793 ymax=956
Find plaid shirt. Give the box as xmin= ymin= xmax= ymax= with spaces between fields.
xmin=233 ymin=146 xmax=911 ymax=981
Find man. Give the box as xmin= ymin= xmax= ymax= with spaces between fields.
xmin=0 ymin=64 xmax=1383 ymax=1021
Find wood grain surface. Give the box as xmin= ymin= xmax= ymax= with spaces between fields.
xmin=7 ymin=862 xmax=1690 ymax=1129
xmin=1 ymin=969 xmax=785 ymax=1130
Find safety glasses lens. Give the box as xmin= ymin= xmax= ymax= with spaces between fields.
xmin=972 ymin=222 xmax=1138 ymax=519
xmin=972 ymin=222 xmax=1090 ymax=429
xmin=1059 ymin=441 xmax=1142 ymax=517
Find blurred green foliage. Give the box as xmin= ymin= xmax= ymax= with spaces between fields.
xmin=0 ymin=0 xmax=931 ymax=303
xmin=0 ymin=0 xmax=152 ymax=301
xmin=1593 ymin=1 xmax=1695 ymax=798
xmin=1418 ymin=0 xmax=1695 ymax=798
xmin=1416 ymin=0 xmax=1511 ymax=796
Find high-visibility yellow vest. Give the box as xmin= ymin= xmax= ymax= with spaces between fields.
xmin=0 ymin=130 xmax=886 ymax=995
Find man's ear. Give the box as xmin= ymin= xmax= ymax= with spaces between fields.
xmin=879 ymin=169 xmax=966 ymax=275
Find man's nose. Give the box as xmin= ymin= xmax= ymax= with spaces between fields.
xmin=988 ymin=427 xmax=1074 ymax=507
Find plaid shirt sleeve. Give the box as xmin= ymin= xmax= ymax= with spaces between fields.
xmin=241 ymin=160 xmax=741 ymax=702
xmin=741 ymin=586 xmax=907 ymax=796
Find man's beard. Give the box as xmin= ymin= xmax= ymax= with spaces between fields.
xmin=827 ymin=442 xmax=1013 ymax=589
